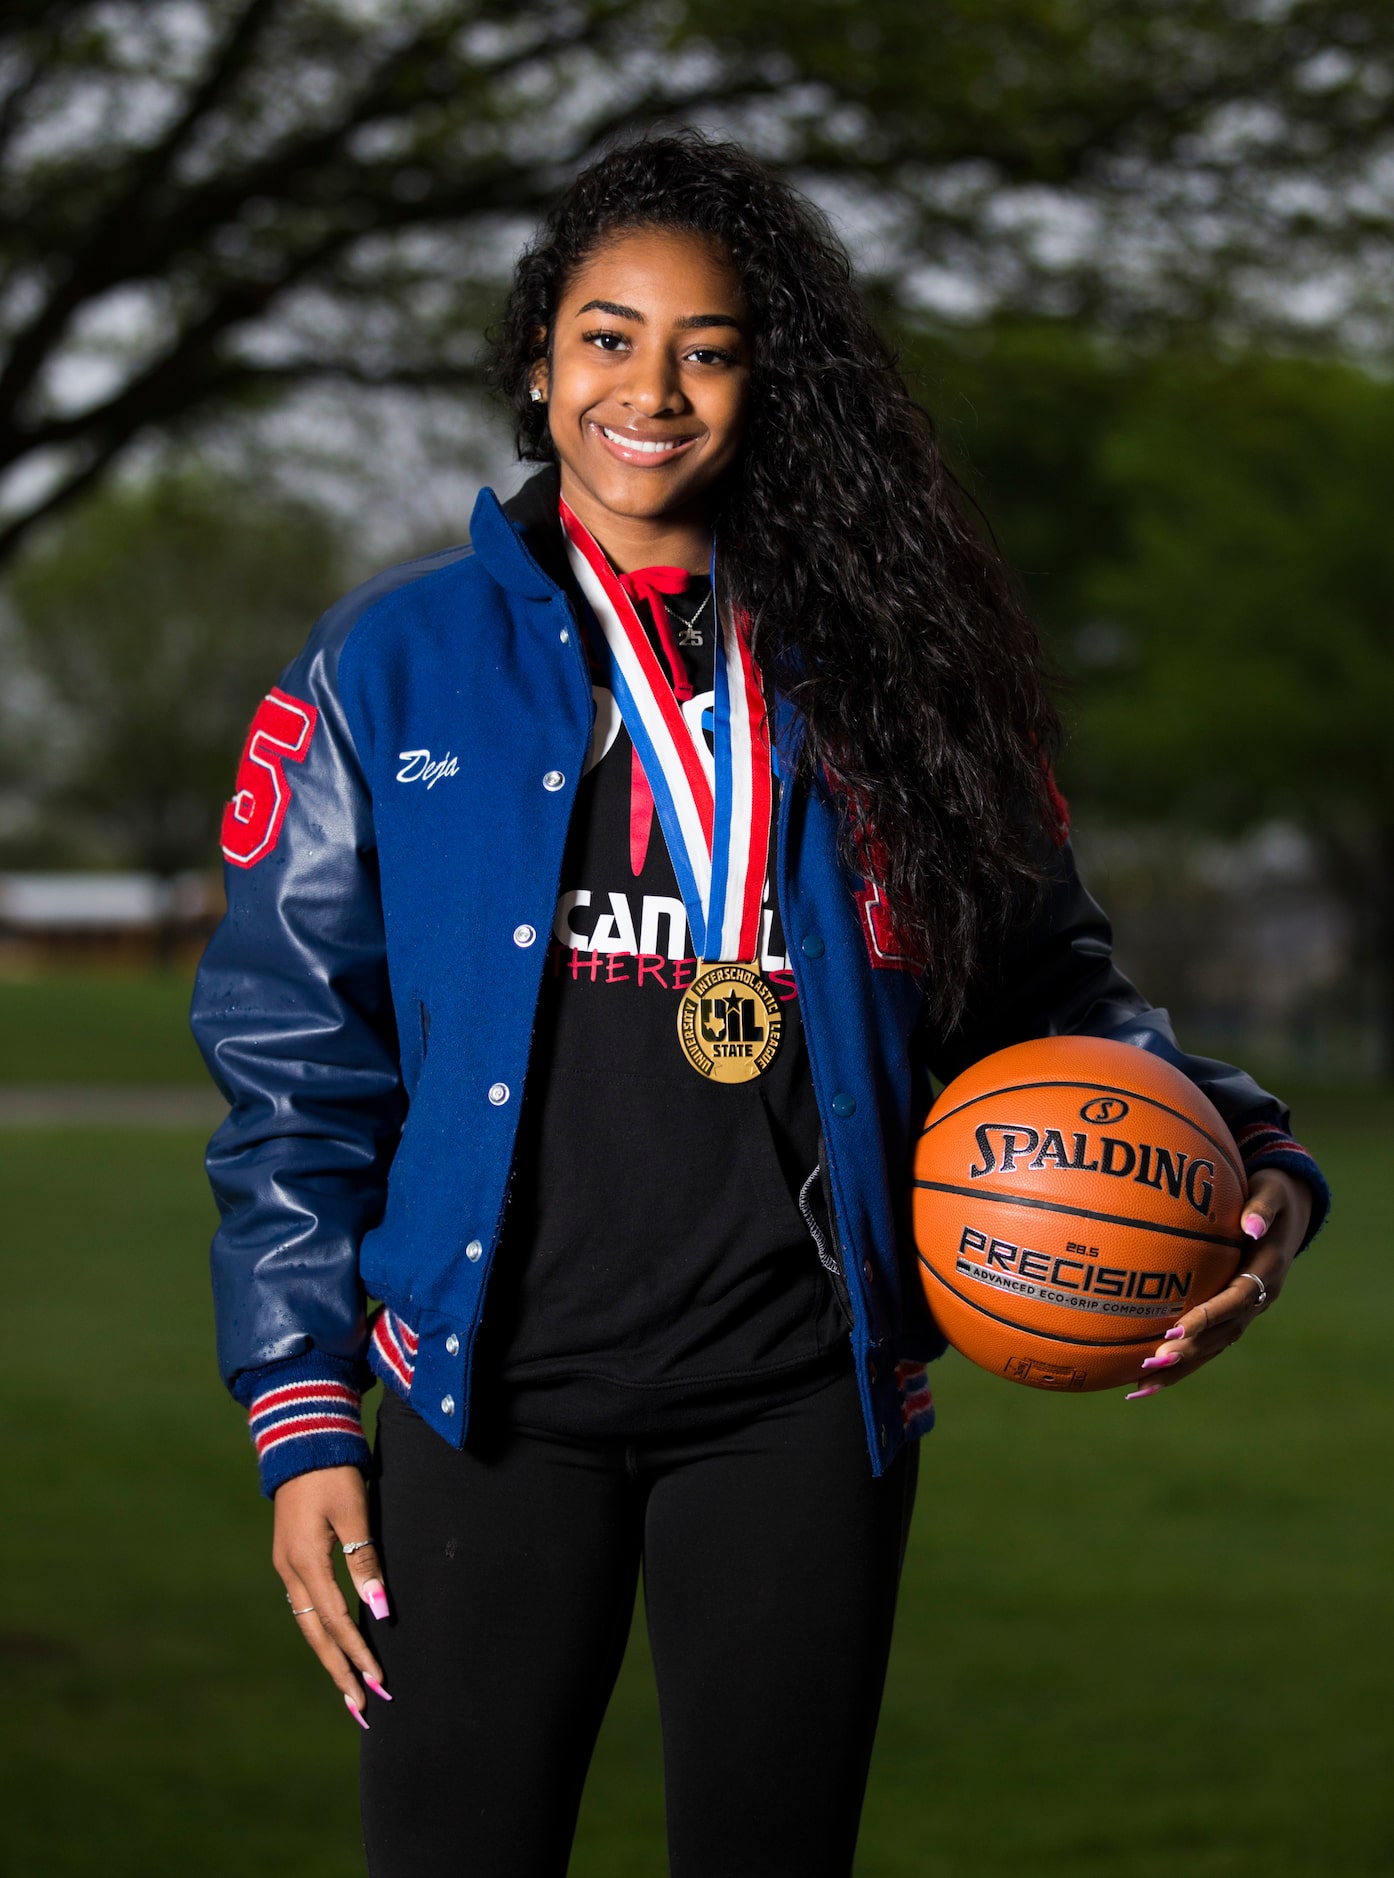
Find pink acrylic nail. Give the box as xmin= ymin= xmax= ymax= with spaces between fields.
xmin=1125 ymin=1384 xmax=1161 ymax=1401
xmin=1163 ymin=1325 xmax=1186 ymax=1341
xmin=344 ymin=1694 xmax=370 ymax=1731
xmin=364 ymin=1674 xmax=393 ymax=1703
xmin=362 ymin=1580 xmax=391 ymax=1622
xmin=1141 ymin=1352 xmax=1179 ymax=1371
xmin=1242 ymin=1213 xmax=1267 ymax=1240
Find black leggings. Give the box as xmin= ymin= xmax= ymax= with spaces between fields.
xmin=359 ymin=1368 xmax=919 ymax=1877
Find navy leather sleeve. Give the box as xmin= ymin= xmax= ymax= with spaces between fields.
xmin=191 ymin=584 xmax=412 ymax=1453
xmin=920 ymin=839 xmax=1330 ymax=1245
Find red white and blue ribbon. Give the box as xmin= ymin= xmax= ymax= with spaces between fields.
xmin=560 ymin=497 xmax=772 ymax=961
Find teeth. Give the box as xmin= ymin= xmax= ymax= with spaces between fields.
xmin=602 ymin=427 xmax=684 ymax=453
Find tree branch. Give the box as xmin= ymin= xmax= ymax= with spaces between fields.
xmin=0 ymin=2 xmax=618 ymax=431
xmin=0 ymin=0 xmax=88 ymax=163
xmin=110 ymin=0 xmax=287 ymax=211
xmin=0 ymin=429 xmax=131 ymax=567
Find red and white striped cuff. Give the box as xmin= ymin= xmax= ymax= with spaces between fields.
xmin=368 ymin=1306 xmax=419 ymax=1400
xmin=245 ymin=1373 xmax=370 ymax=1496
xmin=895 ymin=1360 xmax=936 ymax=1437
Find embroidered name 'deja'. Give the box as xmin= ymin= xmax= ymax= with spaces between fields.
xmin=396 ymin=749 xmax=459 ymax=788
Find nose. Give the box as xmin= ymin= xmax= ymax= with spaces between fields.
xmin=618 ymin=345 xmax=685 ymax=416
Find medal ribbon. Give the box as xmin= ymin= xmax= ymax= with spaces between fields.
xmin=560 ymin=497 xmax=772 ymax=961
xmin=618 ymin=566 xmax=690 ymax=877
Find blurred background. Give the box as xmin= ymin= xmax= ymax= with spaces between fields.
xmin=2 ymin=4 xmax=1390 ymax=1874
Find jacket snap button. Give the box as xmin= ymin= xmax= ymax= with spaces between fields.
xmin=559 ymin=628 xmax=570 ymax=643
xmin=465 ymin=1239 xmax=483 ymax=1262
xmin=441 ymin=1394 xmax=455 ymax=1417
xmin=832 ymin=1092 xmax=856 ymax=1117
xmin=800 ymin=934 xmax=825 ymax=958
xmin=487 ymin=1082 xmax=510 ymax=1106
xmin=445 ymin=1333 xmax=459 ymax=1355
xmin=542 ymin=770 xmax=565 ymax=791
xmin=513 ymin=924 xmax=536 ymax=947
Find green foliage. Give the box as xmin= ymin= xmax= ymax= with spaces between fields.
xmin=3 ymin=1105 xmax=1390 ymax=1873
xmin=5 ymin=471 xmax=344 ymax=873
xmin=907 ymin=329 xmax=1394 ymax=849
xmin=1072 ymin=359 xmax=1394 ymax=834
xmin=905 ymin=322 xmax=1137 ymax=646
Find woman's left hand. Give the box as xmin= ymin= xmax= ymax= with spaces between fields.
xmin=1129 ymin=1169 xmax=1314 ymax=1398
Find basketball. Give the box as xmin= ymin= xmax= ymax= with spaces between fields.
xmin=912 ymin=1035 xmax=1246 ymax=1392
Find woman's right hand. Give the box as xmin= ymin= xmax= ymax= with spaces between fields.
xmin=272 ymin=1464 xmax=392 ymax=1728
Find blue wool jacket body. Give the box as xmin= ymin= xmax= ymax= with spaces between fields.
xmin=192 ymin=478 xmax=1328 ymax=1495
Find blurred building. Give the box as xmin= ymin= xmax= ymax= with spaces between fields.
xmin=0 ymin=872 xmax=223 ymax=969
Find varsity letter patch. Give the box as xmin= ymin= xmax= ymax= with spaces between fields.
xmin=856 ymin=874 xmax=920 ymax=973
xmin=221 ymin=688 xmax=319 ymax=867
xmin=852 ymin=829 xmax=921 ymax=974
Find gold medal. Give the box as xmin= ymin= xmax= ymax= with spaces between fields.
xmin=677 ymin=961 xmax=783 ymax=1083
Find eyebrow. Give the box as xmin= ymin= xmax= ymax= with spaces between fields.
xmin=575 ymin=299 xmax=744 ymax=331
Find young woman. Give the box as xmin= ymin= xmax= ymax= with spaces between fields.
xmin=192 ymin=133 xmax=1328 ymax=1878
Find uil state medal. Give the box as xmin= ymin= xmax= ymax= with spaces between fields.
xmin=562 ymin=499 xmax=780 ymax=1084
xmin=677 ymin=961 xmax=783 ymax=1082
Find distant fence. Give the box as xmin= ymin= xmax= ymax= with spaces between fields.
xmin=1073 ymin=820 xmax=1381 ymax=1083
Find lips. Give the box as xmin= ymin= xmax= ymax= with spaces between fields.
xmin=591 ymin=421 xmax=700 ymax=466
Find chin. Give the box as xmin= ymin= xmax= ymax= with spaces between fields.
xmin=589 ymin=466 xmax=698 ymax=519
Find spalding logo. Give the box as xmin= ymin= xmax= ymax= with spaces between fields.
xmin=1080 ymin=1095 xmax=1129 ymax=1124
xmin=966 ymin=1122 xmax=1215 ymax=1217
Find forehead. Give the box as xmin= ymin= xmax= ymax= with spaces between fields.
xmin=559 ymin=228 xmax=746 ymax=318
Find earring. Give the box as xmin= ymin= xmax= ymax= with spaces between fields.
xmin=528 ymin=387 xmax=545 ymax=404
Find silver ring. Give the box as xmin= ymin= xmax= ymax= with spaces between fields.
xmin=1238 ymin=1270 xmax=1269 ymax=1311
xmin=341 ymin=1539 xmax=375 ymax=1556
xmin=288 ymin=1603 xmax=315 ymax=1616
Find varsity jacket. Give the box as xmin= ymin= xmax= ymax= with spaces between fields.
xmin=191 ymin=474 xmax=1330 ymax=1495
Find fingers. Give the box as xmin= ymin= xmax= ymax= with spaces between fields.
xmin=343 ymin=1540 xmax=392 ymax=1628
xmin=291 ymin=1537 xmax=386 ymax=1725
xmin=1244 ymin=1167 xmax=1312 ymax=1263
xmin=1130 ymin=1251 xmax=1276 ymax=1398
xmin=272 ymin=1465 xmax=392 ymax=1727
xmin=1130 ymin=1169 xmax=1315 ymax=1402
xmin=1131 ymin=1300 xmax=1248 ymax=1397
xmin=1241 ymin=1194 xmax=1274 ymax=1245
xmin=1164 ymin=1271 xmax=1263 ymax=1353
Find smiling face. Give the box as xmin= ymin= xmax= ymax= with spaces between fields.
xmin=533 ymin=227 xmax=753 ymax=571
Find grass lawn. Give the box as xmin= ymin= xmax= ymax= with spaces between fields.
xmin=0 ymin=972 xmax=206 ymax=1083
xmin=4 ymin=1093 xmax=1390 ymax=1876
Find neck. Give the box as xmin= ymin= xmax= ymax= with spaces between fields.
xmin=559 ymin=470 xmax=712 ymax=574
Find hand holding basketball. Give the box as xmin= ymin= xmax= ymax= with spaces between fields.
xmin=912 ymin=1035 xmax=1313 ymax=1398
xmin=1132 ymin=1167 xmax=1311 ymax=1395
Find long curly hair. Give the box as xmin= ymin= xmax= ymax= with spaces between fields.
xmin=490 ymin=131 xmax=1060 ymax=1029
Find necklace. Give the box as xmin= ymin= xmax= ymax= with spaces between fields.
xmin=668 ymin=585 xmax=713 ymax=646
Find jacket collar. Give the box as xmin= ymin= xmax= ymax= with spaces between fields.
xmin=474 ymin=465 xmax=809 ymax=769
xmin=468 ymin=465 xmax=569 ymax=602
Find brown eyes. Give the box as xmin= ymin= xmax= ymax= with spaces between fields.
xmin=578 ymin=330 xmax=740 ymax=367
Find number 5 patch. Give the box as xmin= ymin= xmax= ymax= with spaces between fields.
xmin=221 ymin=689 xmax=319 ymax=868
